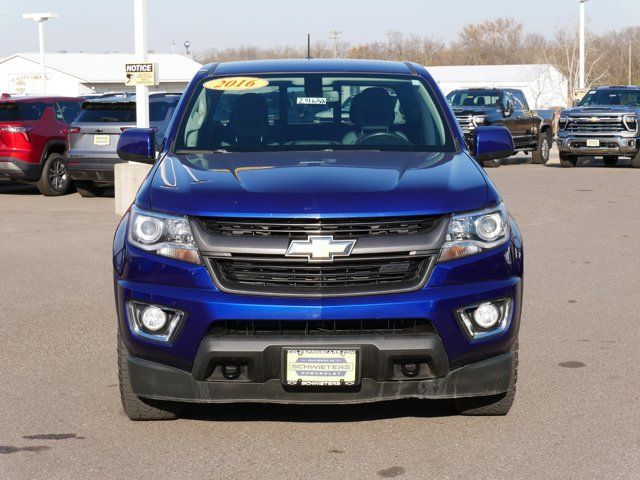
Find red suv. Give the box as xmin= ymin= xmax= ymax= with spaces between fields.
xmin=0 ymin=95 xmax=82 ymax=195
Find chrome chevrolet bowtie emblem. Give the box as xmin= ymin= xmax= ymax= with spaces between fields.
xmin=286 ymin=236 xmax=356 ymax=262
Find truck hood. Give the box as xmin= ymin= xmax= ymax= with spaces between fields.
xmin=563 ymin=105 xmax=639 ymax=115
xmin=144 ymin=150 xmax=496 ymax=217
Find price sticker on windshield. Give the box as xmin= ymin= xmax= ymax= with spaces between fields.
xmin=203 ymin=77 xmax=269 ymax=91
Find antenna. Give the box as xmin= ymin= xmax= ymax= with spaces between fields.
xmin=306 ymin=34 xmax=311 ymax=60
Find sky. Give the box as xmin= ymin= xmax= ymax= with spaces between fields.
xmin=1 ymin=0 xmax=638 ymax=58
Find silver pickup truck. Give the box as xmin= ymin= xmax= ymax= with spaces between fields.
xmin=557 ymin=86 xmax=640 ymax=168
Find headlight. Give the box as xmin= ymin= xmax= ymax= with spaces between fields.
xmin=439 ymin=204 xmax=510 ymax=262
xmin=128 ymin=206 xmax=201 ymax=264
xmin=472 ymin=114 xmax=487 ymax=127
xmin=623 ymin=114 xmax=637 ymax=132
xmin=558 ymin=115 xmax=569 ymax=130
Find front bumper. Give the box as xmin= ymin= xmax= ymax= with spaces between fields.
xmin=127 ymin=347 xmax=514 ymax=404
xmin=556 ymin=134 xmax=639 ymax=156
xmin=114 ymin=212 xmax=523 ymax=404
xmin=67 ymin=155 xmax=125 ymax=183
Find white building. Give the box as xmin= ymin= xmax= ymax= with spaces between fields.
xmin=428 ymin=64 xmax=569 ymax=109
xmin=0 ymin=53 xmax=202 ymax=96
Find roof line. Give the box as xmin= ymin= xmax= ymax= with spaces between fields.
xmin=0 ymin=53 xmax=90 ymax=82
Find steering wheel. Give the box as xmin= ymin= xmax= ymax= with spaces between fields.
xmin=354 ymin=132 xmax=412 ymax=146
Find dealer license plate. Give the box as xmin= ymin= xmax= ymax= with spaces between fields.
xmin=93 ymin=134 xmax=110 ymax=146
xmin=586 ymin=139 xmax=600 ymax=147
xmin=284 ymin=348 xmax=358 ymax=386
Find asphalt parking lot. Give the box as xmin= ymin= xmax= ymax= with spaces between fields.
xmin=1 ymin=149 xmax=639 ymax=479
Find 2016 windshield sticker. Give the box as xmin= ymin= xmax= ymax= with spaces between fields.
xmin=203 ymin=77 xmax=269 ymax=91
xmin=296 ymin=97 xmax=327 ymax=105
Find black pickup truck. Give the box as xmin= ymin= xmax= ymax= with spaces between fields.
xmin=447 ymin=88 xmax=554 ymax=167
xmin=557 ymin=86 xmax=640 ymax=168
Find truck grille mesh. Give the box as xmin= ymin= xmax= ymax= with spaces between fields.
xmin=207 ymin=253 xmax=433 ymax=296
xmin=565 ymin=117 xmax=626 ymax=133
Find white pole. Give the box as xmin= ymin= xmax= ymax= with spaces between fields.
xmin=37 ymin=20 xmax=46 ymax=94
xmin=579 ymin=0 xmax=587 ymax=89
xmin=133 ymin=0 xmax=149 ymax=128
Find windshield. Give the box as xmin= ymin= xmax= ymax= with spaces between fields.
xmin=579 ymin=89 xmax=640 ymax=107
xmin=447 ymin=90 xmax=501 ymax=107
xmin=175 ymin=74 xmax=454 ymax=152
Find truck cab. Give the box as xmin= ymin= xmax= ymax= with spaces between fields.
xmin=557 ymin=86 xmax=640 ymax=168
xmin=447 ymin=88 xmax=553 ymax=167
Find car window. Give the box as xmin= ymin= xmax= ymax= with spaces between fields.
xmin=177 ymin=74 xmax=452 ymax=152
xmin=510 ymin=91 xmax=528 ymax=110
xmin=19 ymin=102 xmax=48 ymax=121
xmin=76 ymin=102 xmax=136 ymax=122
xmin=150 ymin=99 xmax=179 ymax=122
xmin=510 ymin=93 xmax=525 ymax=111
xmin=56 ymin=101 xmax=82 ymax=123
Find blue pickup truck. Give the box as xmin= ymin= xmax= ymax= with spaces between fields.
xmin=112 ymin=59 xmax=523 ymax=420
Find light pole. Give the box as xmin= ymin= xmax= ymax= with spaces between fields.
xmin=629 ymin=42 xmax=632 ymax=86
xmin=22 ymin=12 xmax=58 ymax=95
xmin=578 ymin=0 xmax=587 ymax=90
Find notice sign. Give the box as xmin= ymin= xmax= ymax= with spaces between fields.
xmin=124 ymin=63 xmax=157 ymax=86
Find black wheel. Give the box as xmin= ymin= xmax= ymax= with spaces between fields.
xmin=36 ymin=153 xmax=71 ymax=196
xmin=75 ymin=181 xmax=108 ymax=198
xmin=118 ymin=333 xmax=183 ymax=421
xmin=603 ymin=156 xmax=618 ymax=167
xmin=632 ymin=150 xmax=640 ymax=168
xmin=454 ymin=340 xmax=518 ymax=416
xmin=482 ymin=159 xmax=501 ymax=168
xmin=532 ymin=131 xmax=551 ymax=164
xmin=559 ymin=152 xmax=577 ymax=168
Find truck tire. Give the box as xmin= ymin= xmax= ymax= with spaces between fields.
xmin=603 ymin=156 xmax=618 ymax=167
xmin=632 ymin=151 xmax=640 ymax=168
xmin=75 ymin=181 xmax=107 ymax=198
xmin=118 ymin=333 xmax=183 ymax=421
xmin=454 ymin=340 xmax=518 ymax=416
xmin=36 ymin=153 xmax=71 ymax=196
xmin=532 ymin=131 xmax=551 ymax=165
xmin=559 ymin=152 xmax=577 ymax=168
xmin=482 ymin=159 xmax=501 ymax=168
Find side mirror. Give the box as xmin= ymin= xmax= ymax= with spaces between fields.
xmin=116 ymin=128 xmax=156 ymax=164
xmin=473 ymin=126 xmax=514 ymax=161
xmin=502 ymin=100 xmax=513 ymax=117
xmin=572 ymin=99 xmax=581 ymax=107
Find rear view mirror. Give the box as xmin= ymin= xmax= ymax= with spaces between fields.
xmin=116 ymin=128 xmax=156 ymax=164
xmin=473 ymin=126 xmax=514 ymax=161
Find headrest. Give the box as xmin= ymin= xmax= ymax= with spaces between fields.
xmin=229 ymin=93 xmax=268 ymax=139
xmin=349 ymin=88 xmax=396 ymax=128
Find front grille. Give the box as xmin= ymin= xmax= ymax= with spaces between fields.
xmin=454 ymin=113 xmax=473 ymax=132
xmin=208 ymin=318 xmax=434 ymax=336
xmin=198 ymin=216 xmax=440 ymax=239
xmin=565 ymin=117 xmax=626 ymax=133
xmin=207 ymin=253 xmax=434 ymax=296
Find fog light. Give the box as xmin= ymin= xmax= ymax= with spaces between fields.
xmin=456 ymin=298 xmax=512 ymax=340
xmin=127 ymin=301 xmax=185 ymax=342
xmin=472 ymin=303 xmax=500 ymax=329
xmin=141 ymin=306 xmax=167 ymax=331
